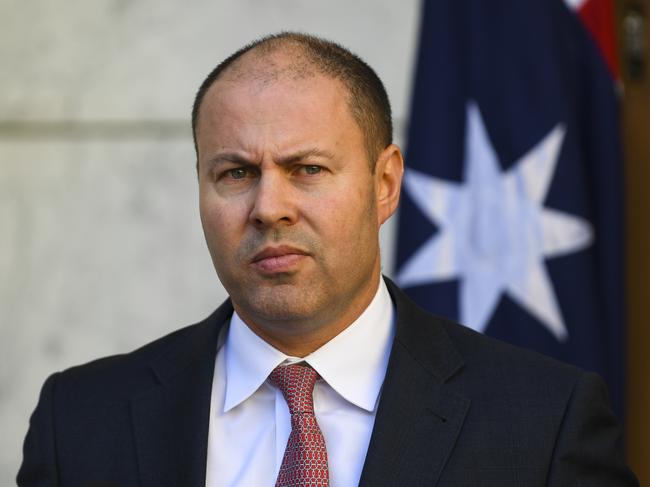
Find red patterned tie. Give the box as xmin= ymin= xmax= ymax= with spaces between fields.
xmin=269 ymin=364 xmax=330 ymax=487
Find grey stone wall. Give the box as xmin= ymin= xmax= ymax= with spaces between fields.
xmin=0 ymin=0 xmax=420 ymax=482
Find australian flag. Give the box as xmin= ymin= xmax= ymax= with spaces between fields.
xmin=395 ymin=0 xmax=625 ymax=419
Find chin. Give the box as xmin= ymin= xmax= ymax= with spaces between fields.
xmin=243 ymin=285 xmax=327 ymax=323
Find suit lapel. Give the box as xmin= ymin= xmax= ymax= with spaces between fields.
xmin=128 ymin=281 xmax=467 ymax=486
xmin=131 ymin=302 xmax=233 ymax=487
xmin=359 ymin=280 xmax=470 ymax=486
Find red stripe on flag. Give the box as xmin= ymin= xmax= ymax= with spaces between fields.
xmin=577 ymin=0 xmax=620 ymax=78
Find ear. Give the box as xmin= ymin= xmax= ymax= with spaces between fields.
xmin=374 ymin=144 xmax=404 ymax=226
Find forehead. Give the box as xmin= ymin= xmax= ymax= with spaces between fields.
xmin=195 ymin=69 xmax=357 ymax=152
xmin=207 ymin=70 xmax=346 ymax=112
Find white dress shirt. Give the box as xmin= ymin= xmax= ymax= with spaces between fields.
xmin=205 ymin=278 xmax=395 ymax=487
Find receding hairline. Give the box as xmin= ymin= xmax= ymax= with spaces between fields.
xmin=219 ymin=40 xmax=319 ymax=82
xmin=194 ymin=48 xmax=356 ymax=144
xmin=196 ymin=45 xmax=332 ymax=127
xmin=192 ymin=32 xmax=393 ymax=168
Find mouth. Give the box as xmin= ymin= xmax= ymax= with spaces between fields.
xmin=251 ymin=245 xmax=310 ymax=274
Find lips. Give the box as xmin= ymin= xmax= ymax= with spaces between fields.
xmin=251 ymin=245 xmax=309 ymax=273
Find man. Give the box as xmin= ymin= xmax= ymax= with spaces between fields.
xmin=18 ymin=33 xmax=637 ymax=486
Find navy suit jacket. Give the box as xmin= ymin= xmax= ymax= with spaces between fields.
xmin=18 ymin=279 xmax=638 ymax=486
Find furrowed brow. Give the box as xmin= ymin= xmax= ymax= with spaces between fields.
xmin=204 ymin=152 xmax=255 ymax=171
xmin=276 ymin=148 xmax=335 ymax=166
xmin=204 ymin=148 xmax=335 ymax=170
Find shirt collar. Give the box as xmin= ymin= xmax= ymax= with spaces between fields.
xmin=223 ymin=278 xmax=395 ymax=413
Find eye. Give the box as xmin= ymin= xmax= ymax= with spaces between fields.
xmin=227 ymin=167 xmax=249 ymax=179
xmin=302 ymin=165 xmax=322 ymax=175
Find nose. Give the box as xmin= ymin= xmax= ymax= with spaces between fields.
xmin=249 ymin=171 xmax=298 ymax=228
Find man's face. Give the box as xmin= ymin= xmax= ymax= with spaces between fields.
xmin=195 ymin=65 xmax=399 ymax=345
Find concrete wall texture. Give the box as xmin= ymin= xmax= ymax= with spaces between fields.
xmin=0 ymin=0 xmax=421 ymax=481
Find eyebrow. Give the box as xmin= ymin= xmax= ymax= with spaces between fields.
xmin=204 ymin=153 xmax=251 ymax=170
xmin=204 ymin=148 xmax=335 ymax=170
xmin=275 ymin=148 xmax=336 ymax=165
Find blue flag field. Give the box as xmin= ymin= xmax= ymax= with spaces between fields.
xmin=395 ymin=0 xmax=625 ymax=419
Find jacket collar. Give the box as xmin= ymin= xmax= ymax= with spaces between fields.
xmin=130 ymin=277 xmax=470 ymax=487
xmin=359 ymin=278 xmax=470 ymax=486
xmin=130 ymin=301 xmax=232 ymax=487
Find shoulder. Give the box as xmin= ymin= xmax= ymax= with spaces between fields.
xmin=387 ymin=283 xmax=639 ymax=482
xmin=386 ymin=277 xmax=587 ymax=397
xmin=443 ymin=314 xmax=582 ymax=379
xmin=48 ymin=301 xmax=232 ymax=402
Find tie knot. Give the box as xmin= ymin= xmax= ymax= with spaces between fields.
xmin=269 ymin=364 xmax=318 ymax=415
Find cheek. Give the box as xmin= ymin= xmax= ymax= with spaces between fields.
xmin=309 ymin=186 xmax=376 ymax=241
xmin=200 ymin=197 xmax=240 ymax=247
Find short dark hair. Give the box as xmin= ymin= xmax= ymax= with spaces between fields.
xmin=191 ymin=32 xmax=393 ymax=168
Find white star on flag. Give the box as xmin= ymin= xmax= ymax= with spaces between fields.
xmin=396 ymin=102 xmax=594 ymax=341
